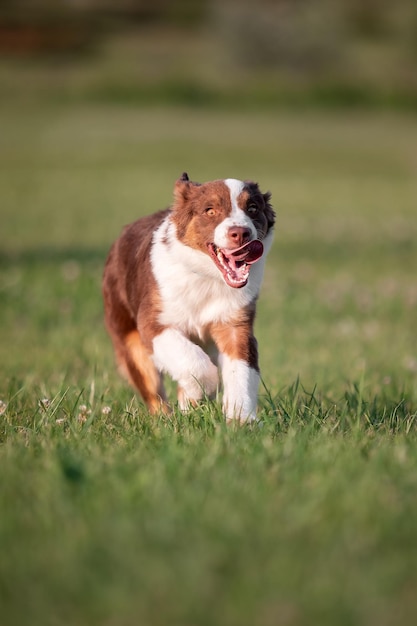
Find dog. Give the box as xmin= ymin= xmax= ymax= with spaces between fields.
xmin=102 ymin=173 xmax=275 ymax=422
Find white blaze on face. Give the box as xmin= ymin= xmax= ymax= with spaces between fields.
xmin=225 ymin=178 xmax=245 ymax=213
xmin=213 ymin=179 xmax=258 ymax=250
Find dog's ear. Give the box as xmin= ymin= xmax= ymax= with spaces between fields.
xmin=173 ymin=172 xmax=200 ymax=205
xmin=172 ymin=173 xmax=200 ymax=238
xmin=263 ymin=191 xmax=276 ymax=229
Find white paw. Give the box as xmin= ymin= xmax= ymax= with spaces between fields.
xmin=179 ymin=360 xmax=219 ymax=403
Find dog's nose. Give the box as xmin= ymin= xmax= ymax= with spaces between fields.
xmin=228 ymin=226 xmax=252 ymax=247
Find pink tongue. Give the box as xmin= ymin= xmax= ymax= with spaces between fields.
xmin=226 ymin=240 xmax=264 ymax=264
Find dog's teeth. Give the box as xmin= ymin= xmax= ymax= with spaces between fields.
xmin=227 ymin=266 xmax=249 ymax=286
xmin=212 ymin=245 xmax=250 ymax=286
xmin=217 ymin=251 xmax=229 ymax=270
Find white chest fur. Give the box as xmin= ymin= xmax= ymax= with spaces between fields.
xmin=150 ymin=217 xmax=268 ymax=338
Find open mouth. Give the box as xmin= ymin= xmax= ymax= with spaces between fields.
xmin=207 ymin=240 xmax=264 ymax=288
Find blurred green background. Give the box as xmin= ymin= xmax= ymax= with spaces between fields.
xmin=1 ymin=0 xmax=417 ymax=398
xmin=1 ymin=0 xmax=417 ymax=107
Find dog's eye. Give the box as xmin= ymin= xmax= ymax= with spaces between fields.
xmin=247 ymin=204 xmax=258 ymax=215
xmin=205 ymin=207 xmax=216 ymax=217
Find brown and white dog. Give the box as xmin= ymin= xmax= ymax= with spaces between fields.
xmin=102 ymin=173 xmax=275 ymax=422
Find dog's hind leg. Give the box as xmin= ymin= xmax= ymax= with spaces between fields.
xmin=103 ymin=272 xmax=168 ymax=414
xmin=121 ymin=329 xmax=168 ymax=414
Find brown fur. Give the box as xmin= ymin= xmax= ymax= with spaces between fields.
xmin=102 ymin=210 xmax=169 ymax=413
xmin=210 ymin=305 xmax=259 ymax=370
xmin=172 ymin=176 xmax=274 ymax=252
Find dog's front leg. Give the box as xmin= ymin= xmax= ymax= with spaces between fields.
xmin=219 ymin=353 xmax=260 ymax=422
xmin=152 ymin=328 xmax=219 ymax=409
xmin=212 ymin=322 xmax=260 ymax=422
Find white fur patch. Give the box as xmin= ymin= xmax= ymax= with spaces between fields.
xmin=224 ymin=178 xmax=245 ymax=209
xmin=219 ymin=354 xmax=260 ymax=422
xmin=214 ymin=179 xmax=257 ymax=249
xmin=152 ymin=328 xmax=218 ymax=403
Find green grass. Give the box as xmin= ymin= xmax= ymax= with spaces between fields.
xmin=1 ymin=102 xmax=417 ymax=625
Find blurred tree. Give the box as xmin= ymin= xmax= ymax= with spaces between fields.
xmin=211 ymin=0 xmax=346 ymax=72
xmin=0 ymin=0 xmax=209 ymax=54
xmin=0 ymin=0 xmax=415 ymax=98
xmin=0 ymin=0 xmax=208 ymax=23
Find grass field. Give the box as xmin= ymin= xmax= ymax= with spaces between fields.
xmin=1 ymin=102 xmax=417 ymax=625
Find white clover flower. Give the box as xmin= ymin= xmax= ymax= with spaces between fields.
xmin=0 ymin=400 xmax=7 ymax=415
xmin=101 ymin=406 xmax=111 ymax=415
xmin=77 ymin=404 xmax=91 ymax=423
xmin=38 ymin=398 xmax=51 ymax=411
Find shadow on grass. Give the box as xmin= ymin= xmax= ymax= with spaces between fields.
xmin=0 ymin=246 xmax=108 ymax=267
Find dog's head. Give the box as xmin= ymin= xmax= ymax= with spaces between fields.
xmin=171 ymin=173 xmax=275 ymax=288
